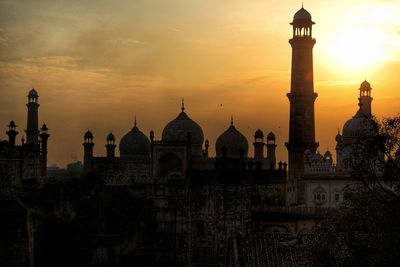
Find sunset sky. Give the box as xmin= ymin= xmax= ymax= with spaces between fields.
xmin=0 ymin=0 xmax=399 ymax=167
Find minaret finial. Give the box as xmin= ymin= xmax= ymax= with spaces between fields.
xmin=181 ymin=98 xmax=185 ymax=112
xmin=302 ymin=2 xmax=303 ymax=8
xmin=230 ymin=115 xmax=233 ymax=126
xmin=134 ymin=116 xmax=137 ymax=127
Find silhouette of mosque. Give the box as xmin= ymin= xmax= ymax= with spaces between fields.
xmin=0 ymin=6 xmax=385 ymax=267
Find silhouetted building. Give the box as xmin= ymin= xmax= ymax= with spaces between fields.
xmin=0 ymin=89 xmax=49 ymax=194
xmin=81 ymin=100 xmax=287 ymax=265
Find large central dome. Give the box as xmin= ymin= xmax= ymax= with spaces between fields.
xmin=162 ymin=106 xmax=204 ymax=146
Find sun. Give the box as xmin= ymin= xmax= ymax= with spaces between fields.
xmin=327 ymin=26 xmax=387 ymax=68
xmin=320 ymin=4 xmax=399 ymax=72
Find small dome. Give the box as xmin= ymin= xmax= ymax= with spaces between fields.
xmin=84 ymin=130 xmax=93 ymax=139
xmin=216 ymin=121 xmax=248 ymax=158
xmin=312 ymin=151 xmax=323 ymax=162
xmin=28 ymin=88 xmax=38 ymax=98
xmin=304 ymin=149 xmax=313 ymax=156
xmin=107 ymin=133 xmax=115 ymax=141
xmin=267 ymin=131 xmax=276 ymax=140
xmin=324 ymin=150 xmax=332 ymax=159
xmin=293 ymin=7 xmax=312 ymax=22
xmin=41 ymin=124 xmax=48 ymax=131
xmin=119 ymin=124 xmax=150 ymax=158
xmin=360 ymin=80 xmax=371 ymax=91
xmin=162 ymin=110 xmax=204 ymax=145
xmin=254 ymin=129 xmax=264 ymax=139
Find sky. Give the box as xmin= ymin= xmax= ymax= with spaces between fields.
xmin=0 ymin=0 xmax=399 ymax=167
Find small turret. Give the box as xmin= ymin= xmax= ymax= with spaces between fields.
xmin=39 ymin=124 xmax=50 ymax=176
xmin=6 ymin=120 xmax=18 ymax=147
xmin=266 ymin=131 xmax=277 ymax=169
xmin=106 ymin=133 xmax=116 ymax=158
xmin=253 ymin=129 xmax=264 ymax=160
xmin=83 ymin=130 xmax=94 ymax=172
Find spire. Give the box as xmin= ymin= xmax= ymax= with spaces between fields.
xmin=230 ymin=115 xmax=234 ymax=126
xmin=181 ymin=98 xmax=185 ymax=112
xmin=302 ymin=2 xmax=303 ymax=8
xmin=134 ymin=116 xmax=137 ymax=127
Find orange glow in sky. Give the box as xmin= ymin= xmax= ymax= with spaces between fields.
xmin=0 ymin=0 xmax=399 ymax=167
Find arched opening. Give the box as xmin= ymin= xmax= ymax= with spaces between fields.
xmin=159 ymin=153 xmax=182 ymax=178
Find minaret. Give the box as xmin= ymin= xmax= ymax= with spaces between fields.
xmin=26 ymin=88 xmax=40 ymax=144
xmin=83 ymin=130 xmax=94 ymax=172
xmin=358 ymin=80 xmax=373 ymax=116
xmin=106 ymin=133 xmax=116 ymax=158
xmin=39 ymin=124 xmax=50 ymax=176
xmin=266 ymin=132 xmax=277 ymax=169
xmin=253 ymin=129 xmax=264 ymax=160
xmin=6 ymin=120 xmax=18 ymax=147
xmin=285 ymin=6 xmax=319 ymax=203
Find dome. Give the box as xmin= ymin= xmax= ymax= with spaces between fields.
xmin=360 ymin=80 xmax=371 ymax=91
xmin=324 ymin=150 xmax=332 ymax=157
xmin=162 ymin=109 xmax=204 ymax=145
xmin=342 ymin=111 xmax=375 ymax=141
xmin=41 ymin=124 xmax=48 ymax=132
xmin=8 ymin=120 xmax=16 ymax=128
xmin=267 ymin=131 xmax=276 ymax=140
xmin=312 ymin=151 xmax=323 ymax=162
xmin=107 ymin=133 xmax=115 ymax=141
xmin=215 ymin=121 xmax=249 ymax=158
xmin=293 ymin=7 xmax=312 ymax=22
xmin=119 ymin=123 xmax=150 ymax=158
xmin=304 ymin=149 xmax=313 ymax=156
xmin=28 ymin=88 xmax=38 ymax=98
xmin=84 ymin=130 xmax=93 ymax=139
xmin=254 ymin=129 xmax=264 ymax=139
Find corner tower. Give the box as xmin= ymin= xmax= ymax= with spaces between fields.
xmin=285 ymin=6 xmax=319 ymax=203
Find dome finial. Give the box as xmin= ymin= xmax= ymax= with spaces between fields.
xmin=302 ymin=2 xmax=303 ymax=8
xmin=181 ymin=98 xmax=185 ymax=112
xmin=230 ymin=115 xmax=234 ymax=126
xmin=134 ymin=116 xmax=137 ymax=127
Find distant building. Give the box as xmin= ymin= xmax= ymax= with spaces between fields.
xmin=303 ymin=80 xmax=377 ymax=208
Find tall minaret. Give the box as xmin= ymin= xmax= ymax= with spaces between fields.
xmin=26 ymin=88 xmax=40 ymax=144
xmin=285 ymin=6 xmax=319 ymax=204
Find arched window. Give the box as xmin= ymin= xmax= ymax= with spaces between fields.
xmin=313 ymin=186 xmax=327 ymax=205
xmin=159 ymin=153 xmax=182 ymax=178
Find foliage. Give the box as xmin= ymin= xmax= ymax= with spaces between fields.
xmin=311 ymin=116 xmax=400 ymax=266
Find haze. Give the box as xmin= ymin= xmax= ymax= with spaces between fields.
xmin=0 ymin=0 xmax=399 ymax=167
